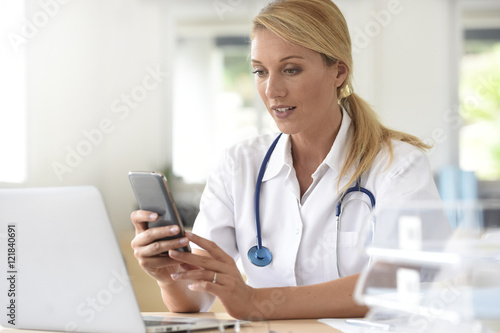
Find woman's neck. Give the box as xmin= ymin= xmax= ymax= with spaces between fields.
xmin=291 ymin=107 xmax=343 ymax=197
xmin=291 ymin=108 xmax=342 ymax=167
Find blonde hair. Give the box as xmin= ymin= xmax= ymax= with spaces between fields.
xmin=252 ymin=0 xmax=430 ymax=192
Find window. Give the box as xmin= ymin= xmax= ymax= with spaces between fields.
xmin=172 ymin=34 xmax=275 ymax=183
xmin=0 ymin=2 xmax=27 ymax=183
xmin=459 ymin=29 xmax=500 ymax=180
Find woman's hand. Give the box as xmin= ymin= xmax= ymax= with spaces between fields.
xmin=168 ymin=231 xmax=256 ymax=319
xmin=130 ymin=210 xmax=197 ymax=286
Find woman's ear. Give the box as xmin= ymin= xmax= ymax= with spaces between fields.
xmin=335 ymin=61 xmax=348 ymax=88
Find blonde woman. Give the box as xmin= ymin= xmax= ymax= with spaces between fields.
xmin=131 ymin=0 xmax=450 ymax=320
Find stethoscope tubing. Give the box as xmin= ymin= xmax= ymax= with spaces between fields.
xmin=335 ymin=178 xmax=375 ymax=277
xmin=248 ymin=133 xmax=282 ymax=266
xmin=336 ymin=178 xmax=376 ymax=218
xmin=253 ymin=133 xmax=282 ymax=249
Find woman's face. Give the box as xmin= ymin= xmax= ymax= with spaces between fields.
xmin=251 ymin=29 xmax=347 ymax=137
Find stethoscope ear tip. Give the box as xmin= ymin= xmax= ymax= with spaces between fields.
xmin=248 ymin=246 xmax=272 ymax=267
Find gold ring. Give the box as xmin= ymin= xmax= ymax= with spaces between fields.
xmin=212 ymin=272 xmax=217 ymax=284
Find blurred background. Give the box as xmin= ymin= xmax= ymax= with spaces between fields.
xmin=1 ymin=0 xmax=499 ymax=311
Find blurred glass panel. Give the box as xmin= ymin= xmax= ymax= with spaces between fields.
xmin=355 ymin=200 xmax=500 ymax=333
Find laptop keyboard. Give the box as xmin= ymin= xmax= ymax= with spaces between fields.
xmin=144 ymin=320 xmax=191 ymax=326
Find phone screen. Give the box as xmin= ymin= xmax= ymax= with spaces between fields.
xmin=129 ymin=171 xmax=190 ymax=253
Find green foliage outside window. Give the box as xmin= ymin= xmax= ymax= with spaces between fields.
xmin=460 ymin=42 xmax=500 ymax=180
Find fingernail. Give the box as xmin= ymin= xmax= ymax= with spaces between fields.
xmin=170 ymin=225 xmax=180 ymax=233
xmin=169 ymin=250 xmax=179 ymax=257
xmin=178 ymin=237 xmax=188 ymax=245
xmin=149 ymin=213 xmax=158 ymax=220
xmin=185 ymin=230 xmax=193 ymax=237
xmin=170 ymin=273 xmax=179 ymax=280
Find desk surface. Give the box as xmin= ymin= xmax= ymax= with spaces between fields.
xmin=181 ymin=312 xmax=342 ymax=332
xmin=0 ymin=312 xmax=344 ymax=333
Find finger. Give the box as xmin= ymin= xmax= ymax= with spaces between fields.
xmin=132 ymin=230 xmax=187 ymax=261
xmin=168 ymin=250 xmax=222 ymax=273
xmin=130 ymin=210 xmax=158 ymax=233
xmin=136 ymin=254 xmax=178 ymax=271
xmin=141 ymin=236 xmax=189 ymax=257
xmin=187 ymin=280 xmax=224 ymax=295
xmin=171 ymin=269 xmax=221 ymax=285
xmin=180 ymin=263 xmax=202 ymax=271
xmin=184 ymin=231 xmax=233 ymax=263
xmin=131 ymin=223 xmax=182 ymax=248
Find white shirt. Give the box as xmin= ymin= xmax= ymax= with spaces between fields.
xmin=192 ymin=112 xmax=450 ymax=288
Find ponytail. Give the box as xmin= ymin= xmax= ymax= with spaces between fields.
xmin=339 ymin=93 xmax=432 ymax=192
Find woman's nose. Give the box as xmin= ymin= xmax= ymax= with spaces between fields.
xmin=265 ymin=73 xmax=287 ymax=99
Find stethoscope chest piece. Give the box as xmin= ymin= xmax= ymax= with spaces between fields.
xmin=247 ymin=245 xmax=272 ymax=266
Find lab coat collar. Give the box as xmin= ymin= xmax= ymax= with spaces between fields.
xmin=324 ymin=108 xmax=354 ymax=179
xmin=262 ymin=108 xmax=355 ymax=183
xmin=261 ymin=133 xmax=292 ymax=182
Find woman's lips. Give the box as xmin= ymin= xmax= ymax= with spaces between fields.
xmin=272 ymin=105 xmax=296 ymax=119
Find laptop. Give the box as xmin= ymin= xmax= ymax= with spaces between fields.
xmin=0 ymin=186 xmax=241 ymax=333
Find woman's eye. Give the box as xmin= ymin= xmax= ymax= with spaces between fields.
xmin=284 ymin=68 xmax=300 ymax=74
xmin=251 ymin=68 xmax=300 ymax=76
xmin=252 ymin=69 xmax=266 ymax=77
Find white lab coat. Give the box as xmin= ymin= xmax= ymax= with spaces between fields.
xmin=192 ymin=111 xmax=450 ymax=288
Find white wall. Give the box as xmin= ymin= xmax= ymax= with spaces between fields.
xmin=1 ymin=0 xmax=463 ymax=235
xmin=14 ymin=0 xmax=172 ymax=235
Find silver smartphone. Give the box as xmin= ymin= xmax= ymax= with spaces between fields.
xmin=128 ymin=171 xmax=190 ymax=253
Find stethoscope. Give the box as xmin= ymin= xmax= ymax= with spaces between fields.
xmin=248 ymin=133 xmax=376 ymax=277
